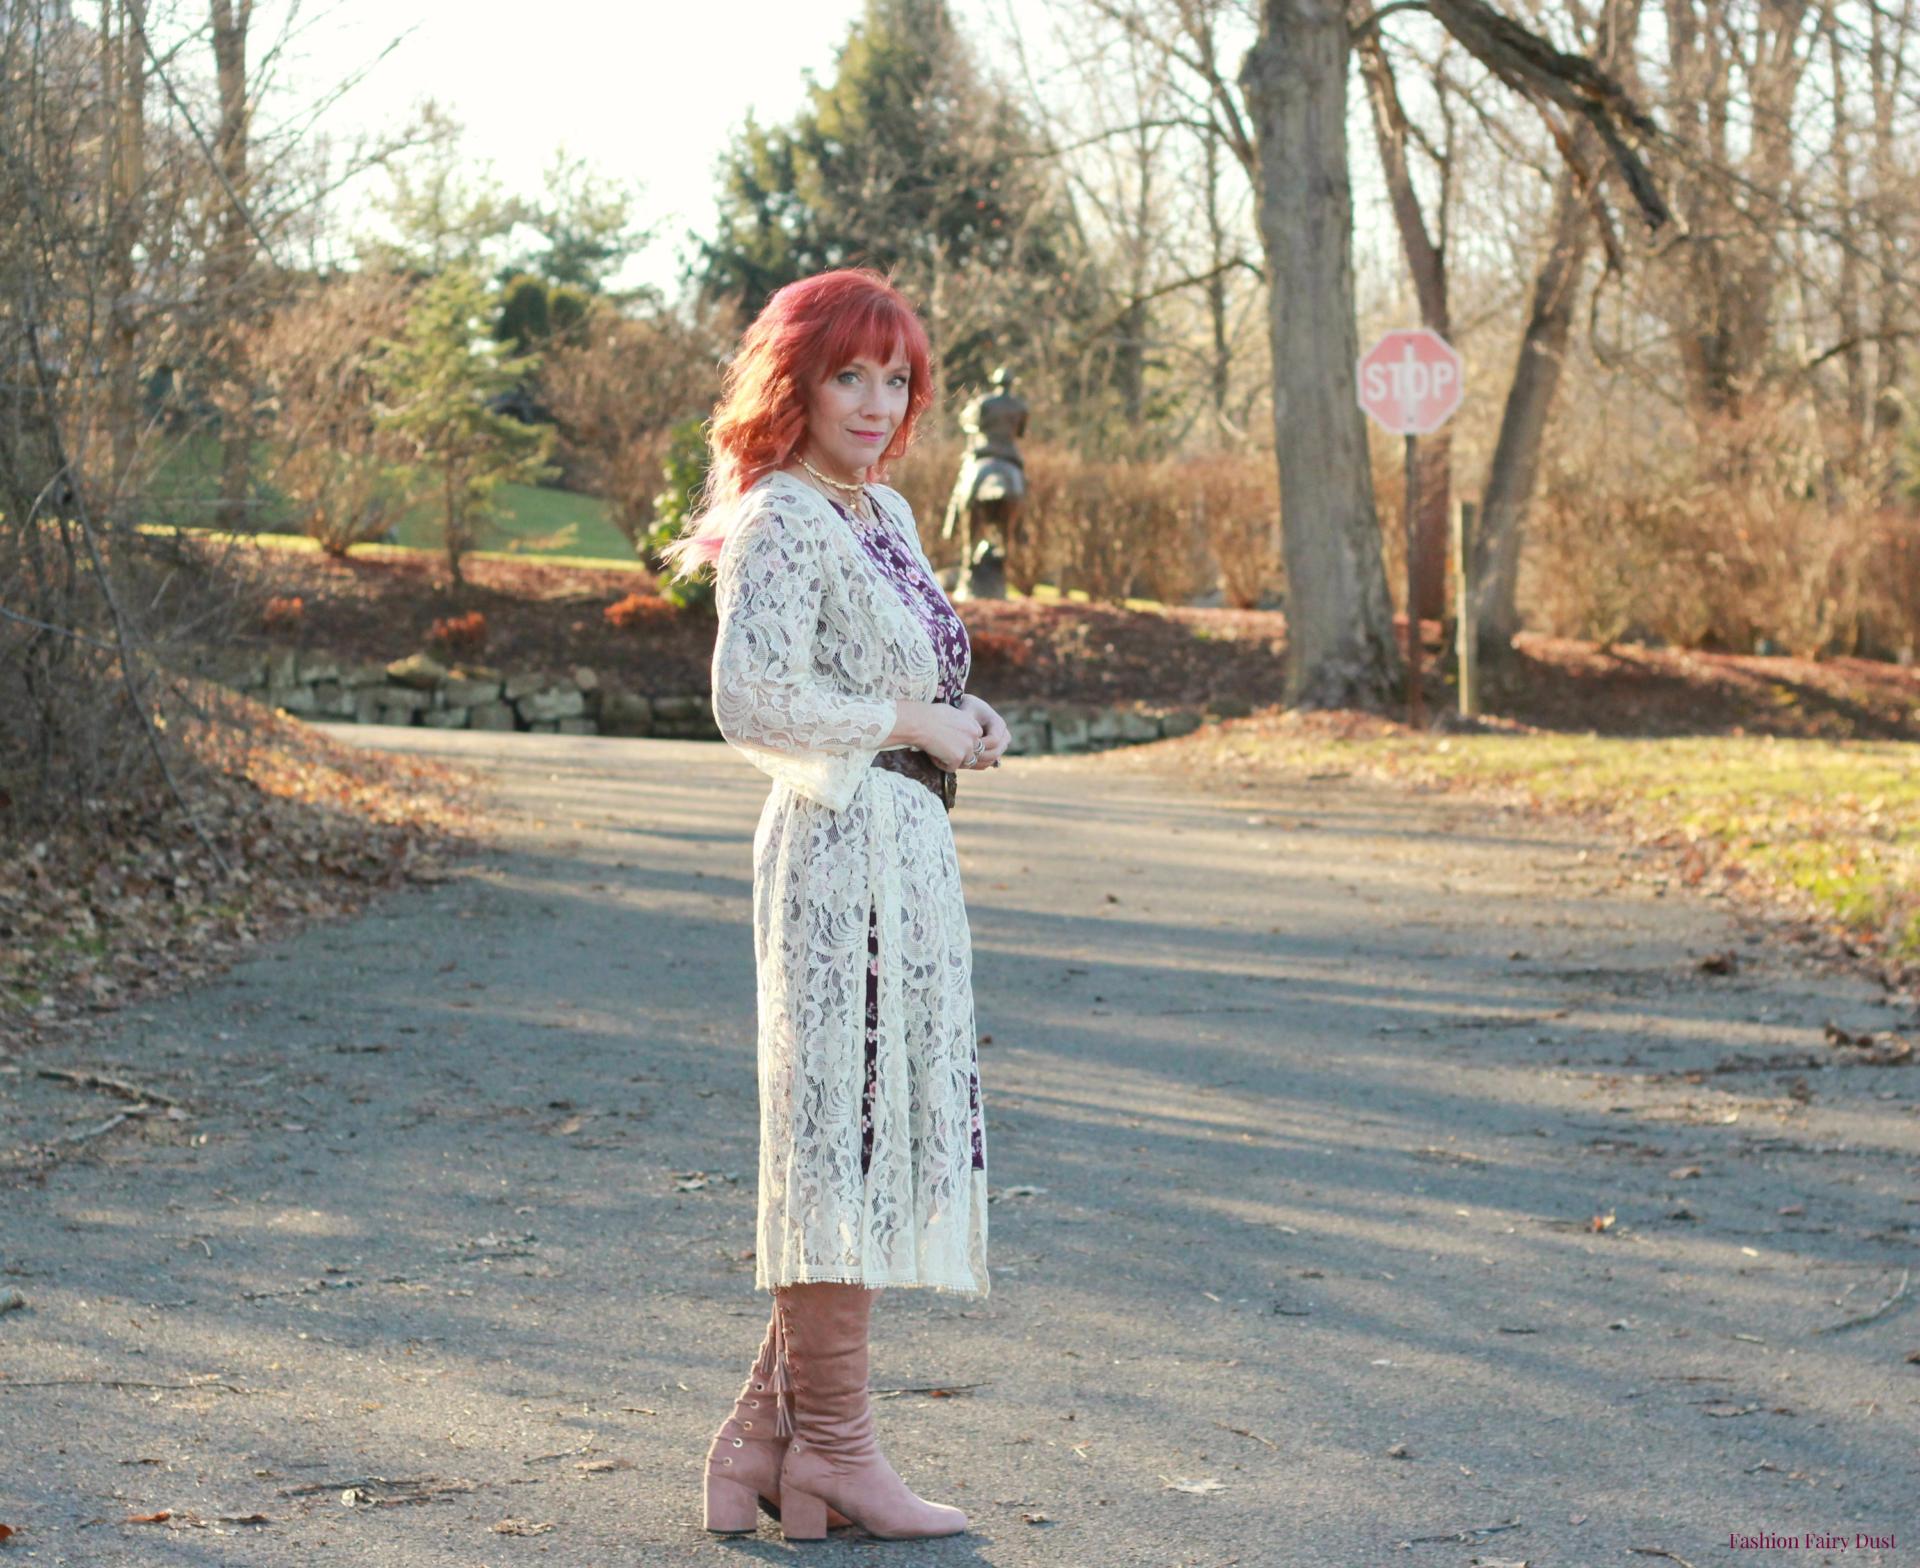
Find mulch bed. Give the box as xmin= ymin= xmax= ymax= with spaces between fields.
xmin=1485 ymin=633 xmax=1920 ymax=742
xmin=220 ymin=545 xmax=1920 ymax=739
xmin=217 ymin=545 xmax=1292 ymax=709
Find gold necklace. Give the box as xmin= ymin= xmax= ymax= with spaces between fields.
xmin=796 ymin=453 xmax=865 ymax=498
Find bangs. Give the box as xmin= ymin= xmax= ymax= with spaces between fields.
xmin=801 ymin=292 xmax=927 ymax=384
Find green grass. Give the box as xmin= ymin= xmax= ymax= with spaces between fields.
xmin=387 ymin=482 xmax=629 ymax=561
xmin=143 ymin=432 xmax=635 ymax=561
xmin=1217 ymin=728 xmax=1920 ymax=965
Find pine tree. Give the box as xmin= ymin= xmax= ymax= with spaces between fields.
xmin=372 ymin=267 xmax=557 ymax=586
xmin=695 ymin=0 xmax=1090 ymax=390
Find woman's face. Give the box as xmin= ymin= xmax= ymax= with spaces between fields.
xmin=804 ymin=347 xmax=911 ymax=481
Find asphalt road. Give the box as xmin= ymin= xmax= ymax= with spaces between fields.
xmin=2 ymin=724 xmax=1915 ymax=1567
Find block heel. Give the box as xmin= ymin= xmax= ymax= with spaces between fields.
xmin=778 ymin=1484 xmax=830 ymax=1541
xmin=702 ymin=1471 xmax=761 ymax=1534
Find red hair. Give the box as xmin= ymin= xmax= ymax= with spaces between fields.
xmin=657 ymin=268 xmax=936 ymax=580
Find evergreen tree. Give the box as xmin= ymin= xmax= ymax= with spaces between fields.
xmin=372 ymin=267 xmax=557 ymax=586
xmin=364 ymin=103 xmax=518 ymax=277
xmin=695 ymin=0 xmax=1091 ymax=391
xmin=495 ymin=274 xmax=591 ymax=356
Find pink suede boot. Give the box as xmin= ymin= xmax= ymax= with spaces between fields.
xmin=771 ymin=1282 xmax=968 ymax=1542
xmin=701 ymin=1299 xmax=852 ymax=1533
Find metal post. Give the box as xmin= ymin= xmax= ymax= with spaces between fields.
xmin=1403 ymin=432 xmax=1424 ymax=728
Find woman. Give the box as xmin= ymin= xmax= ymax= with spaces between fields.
xmin=657 ymin=268 xmax=1012 ymax=1542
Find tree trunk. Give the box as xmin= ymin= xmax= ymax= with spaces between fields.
xmin=1867 ymin=0 xmax=1912 ymax=450
xmin=1240 ymin=0 xmax=1399 ymax=709
xmin=1473 ymin=159 xmax=1594 ymax=653
xmin=1474 ymin=0 xmax=1645 ymax=656
xmin=210 ymin=0 xmax=254 ymax=530
xmin=1356 ymin=24 xmax=1450 ymax=621
xmin=1827 ymin=16 xmax=1866 ymax=440
xmin=102 ymin=0 xmax=147 ymax=523
xmin=444 ymin=468 xmax=465 ymax=589
xmin=1657 ymin=0 xmax=1815 ymax=418
xmin=1201 ymin=132 xmax=1232 ymax=431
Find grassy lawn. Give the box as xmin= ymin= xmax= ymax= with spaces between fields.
xmin=144 ymin=433 xmax=633 ymax=561
xmin=1208 ymin=723 xmax=1920 ymax=968
xmin=386 ymin=482 xmax=629 ymax=560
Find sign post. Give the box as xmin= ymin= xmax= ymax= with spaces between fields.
xmin=1356 ymin=328 xmax=1464 ymax=727
xmin=1452 ymin=497 xmax=1478 ymax=717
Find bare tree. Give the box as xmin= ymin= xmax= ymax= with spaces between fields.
xmin=538 ymin=300 xmax=727 ymax=549
xmin=0 ymin=0 xmax=424 ymax=827
xmin=1474 ymin=0 xmax=1647 ymax=653
xmin=208 ymin=0 xmax=255 ymax=527
xmin=1356 ymin=12 xmax=1459 ymax=620
xmin=1236 ymin=0 xmax=1670 ymax=705
xmin=247 ymin=268 xmax=414 ymax=555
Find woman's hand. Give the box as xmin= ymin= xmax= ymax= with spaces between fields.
xmin=954 ymin=694 xmax=1010 ymax=769
xmin=912 ymin=699 xmax=987 ymax=772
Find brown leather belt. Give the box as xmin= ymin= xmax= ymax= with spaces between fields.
xmin=871 ymin=746 xmax=957 ymax=812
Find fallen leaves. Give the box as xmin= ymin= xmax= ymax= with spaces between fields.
xmin=1823 ymin=1022 xmax=1915 ymax=1066
xmin=3 ymin=680 xmax=487 ymax=1052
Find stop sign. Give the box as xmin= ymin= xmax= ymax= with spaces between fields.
xmin=1357 ymin=328 xmax=1463 ymax=435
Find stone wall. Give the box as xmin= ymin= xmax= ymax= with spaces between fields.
xmin=201 ymin=648 xmax=1254 ymax=755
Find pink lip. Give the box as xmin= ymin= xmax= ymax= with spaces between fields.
xmin=850 ymin=430 xmax=887 ymax=441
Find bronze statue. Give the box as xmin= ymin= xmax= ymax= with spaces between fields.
xmin=941 ymin=366 xmax=1028 ymax=600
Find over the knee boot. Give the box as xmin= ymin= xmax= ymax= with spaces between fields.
xmin=771 ymin=1282 xmax=968 ymax=1542
xmin=701 ymin=1299 xmax=852 ymax=1533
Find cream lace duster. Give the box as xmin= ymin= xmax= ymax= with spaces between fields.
xmin=711 ymin=470 xmax=989 ymax=1299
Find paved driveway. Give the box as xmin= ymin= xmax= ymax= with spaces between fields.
xmin=2 ymin=726 xmax=1913 ymax=1565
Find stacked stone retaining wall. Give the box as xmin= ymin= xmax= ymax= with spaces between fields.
xmin=199 ymin=648 xmax=1253 ymax=755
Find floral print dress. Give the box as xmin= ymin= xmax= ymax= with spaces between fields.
xmin=825 ymin=492 xmax=986 ymax=1183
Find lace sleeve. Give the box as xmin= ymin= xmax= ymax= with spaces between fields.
xmin=711 ymin=498 xmax=899 ymax=812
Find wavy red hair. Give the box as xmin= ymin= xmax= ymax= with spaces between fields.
xmin=657 ymin=268 xmax=935 ymax=579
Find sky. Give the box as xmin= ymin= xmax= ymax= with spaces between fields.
xmin=261 ymin=0 xmax=946 ymax=292
xmin=257 ymin=0 xmax=1412 ymax=310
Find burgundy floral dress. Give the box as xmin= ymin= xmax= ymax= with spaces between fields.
xmin=825 ymin=493 xmax=986 ymax=1182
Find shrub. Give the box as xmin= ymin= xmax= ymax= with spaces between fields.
xmin=261 ymin=595 xmax=305 ymax=632
xmin=1524 ymin=393 xmax=1920 ymax=658
xmin=1020 ymin=444 xmax=1214 ymax=605
xmin=247 ymin=270 xmax=415 ymax=557
xmin=1174 ymin=452 xmax=1282 ymax=609
xmin=882 ymin=431 xmax=965 ymax=570
xmin=604 ymin=591 xmax=675 ymax=632
xmin=645 ymin=418 xmax=715 ymax=612
xmin=427 ymin=610 xmax=487 ymax=655
xmin=881 ymin=434 xmax=1283 ymax=608
xmin=537 ymin=299 xmax=724 ymax=548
